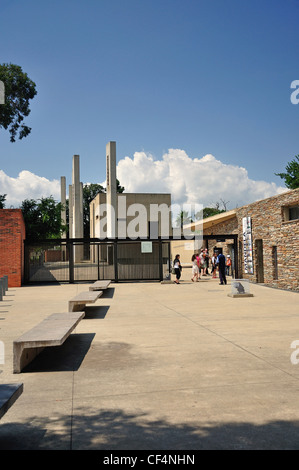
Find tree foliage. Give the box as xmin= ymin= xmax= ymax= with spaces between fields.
xmin=0 ymin=194 xmax=6 ymax=209
xmin=116 ymin=179 xmax=125 ymax=193
xmin=275 ymin=155 xmax=299 ymax=189
xmin=21 ymin=196 xmax=66 ymax=240
xmin=203 ymin=207 xmax=226 ymax=218
xmin=18 ymin=178 xmax=125 ymax=240
xmin=0 ymin=63 xmax=37 ymax=142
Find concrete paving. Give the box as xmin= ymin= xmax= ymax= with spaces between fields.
xmin=0 ymin=268 xmax=299 ymax=450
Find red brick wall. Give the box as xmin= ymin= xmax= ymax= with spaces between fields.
xmin=0 ymin=210 xmax=26 ymax=287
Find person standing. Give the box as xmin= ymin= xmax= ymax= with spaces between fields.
xmin=204 ymin=248 xmax=210 ymax=275
xmin=216 ymin=251 xmax=227 ymax=285
xmin=211 ymin=252 xmax=217 ymax=279
xmin=199 ymin=249 xmax=205 ymax=275
xmin=173 ymin=254 xmax=182 ymax=284
xmin=191 ymin=254 xmax=199 ymax=282
xmin=195 ymin=253 xmax=201 ymax=279
xmin=226 ymin=255 xmax=232 ymax=276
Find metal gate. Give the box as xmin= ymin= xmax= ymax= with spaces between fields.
xmin=24 ymin=238 xmax=171 ymax=284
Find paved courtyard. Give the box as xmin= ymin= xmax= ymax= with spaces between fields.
xmin=0 ymin=268 xmax=299 ymax=450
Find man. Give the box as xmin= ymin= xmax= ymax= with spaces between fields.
xmin=216 ymin=251 xmax=227 ymax=285
xmin=226 ymin=254 xmax=232 ymax=276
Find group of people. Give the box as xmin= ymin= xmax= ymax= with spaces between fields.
xmin=173 ymin=249 xmax=232 ymax=285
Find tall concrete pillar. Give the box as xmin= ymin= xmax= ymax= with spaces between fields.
xmin=60 ymin=176 xmax=66 ymax=238
xmin=106 ymin=141 xmax=117 ymax=239
xmin=80 ymin=182 xmax=84 ymax=235
xmin=72 ymin=155 xmax=83 ymax=238
xmin=69 ymin=184 xmax=73 ymax=238
xmin=72 ymin=155 xmax=84 ymax=261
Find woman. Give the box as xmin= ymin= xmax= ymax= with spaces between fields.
xmin=226 ymin=254 xmax=232 ymax=276
xmin=211 ymin=252 xmax=217 ymax=279
xmin=173 ymin=254 xmax=182 ymax=284
xmin=191 ymin=254 xmax=199 ymax=282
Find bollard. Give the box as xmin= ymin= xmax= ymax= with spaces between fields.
xmin=0 ymin=277 xmax=5 ymax=293
xmin=3 ymin=275 xmax=8 ymax=292
xmin=0 ymin=280 xmax=3 ymax=301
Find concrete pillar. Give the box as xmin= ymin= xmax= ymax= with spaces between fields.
xmin=60 ymin=176 xmax=66 ymax=238
xmin=106 ymin=141 xmax=117 ymax=239
xmin=72 ymin=155 xmax=83 ymax=239
xmin=80 ymin=182 xmax=84 ymax=235
xmin=72 ymin=155 xmax=84 ymax=261
xmin=69 ymin=185 xmax=73 ymax=238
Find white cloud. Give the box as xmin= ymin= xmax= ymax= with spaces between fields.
xmin=117 ymin=149 xmax=287 ymax=209
xmin=0 ymin=170 xmax=61 ymax=207
xmin=0 ymin=149 xmax=287 ymax=211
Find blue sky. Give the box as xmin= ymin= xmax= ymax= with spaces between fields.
xmin=0 ymin=0 xmax=298 ymax=208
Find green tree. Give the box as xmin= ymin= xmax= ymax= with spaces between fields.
xmin=116 ymin=179 xmax=125 ymax=193
xmin=202 ymin=207 xmax=225 ymax=218
xmin=0 ymin=194 xmax=6 ymax=209
xmin=21 ymin=196 xmax=66 ymax=239
xmin=275 ymin=155 xmax=299 ymax=189
xmin=0 ymin=63 xmax=37 ymax=142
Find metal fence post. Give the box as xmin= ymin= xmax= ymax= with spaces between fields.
xmin=158 ymin=239 xmax=163 ymax=281
xmin=68 ymin=240 xmax=74 ymax=283
xmin=114 ymin=241 xmax=118 ymax=282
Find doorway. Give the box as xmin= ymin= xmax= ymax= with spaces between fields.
xmin=255 ymin=239 xmax=264 ymax=283
xmin=204 ymin=234 xmax=238 ymax=278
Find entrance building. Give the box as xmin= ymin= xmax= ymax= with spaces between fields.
xmin=179 ymin=188 xmax=299 ymax=292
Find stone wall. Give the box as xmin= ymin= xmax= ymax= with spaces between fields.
xmin=0 ymin=210 xmax=26 ymax=287
xmin=204 ymin=189 xmax=299 ymax=291
xmin=236 ymin=189 xmax=299 ymax=292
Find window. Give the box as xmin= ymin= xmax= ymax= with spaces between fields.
xmin=289 ymin=206 xmax=299 ymax=221
xmin=282 ymin=205 xmax=299 ymax=222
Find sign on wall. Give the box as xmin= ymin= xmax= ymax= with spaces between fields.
xmin=242 ymin=216 xmax=254 ymax=274
xmin=141 ymin=241 xmax=153 ymax=253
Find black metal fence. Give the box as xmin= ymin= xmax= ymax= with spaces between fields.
xmin=24 ymin=234 xmax=238 ymax=284
xmin=24 ymin=238 xmax=171 ymax=284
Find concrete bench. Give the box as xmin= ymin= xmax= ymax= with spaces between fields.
xmin=0 ymin=383 xmax=23 ymax=419
xmin=13 ymin=312 xmax=85 ymax=373
xmin=89 ymin=280 xmax=111 ymax=291
xmin=68 ymin=291 xmax=103 ymax=312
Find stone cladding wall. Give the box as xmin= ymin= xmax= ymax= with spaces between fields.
xmin=204 ymin=189 xmax=299 ymax=291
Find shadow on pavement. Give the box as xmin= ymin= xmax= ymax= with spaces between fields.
xmin=1 ymin=408 xmax=299 ymax=450
xmin=22 ymin=333 xmax=95 ymax=373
